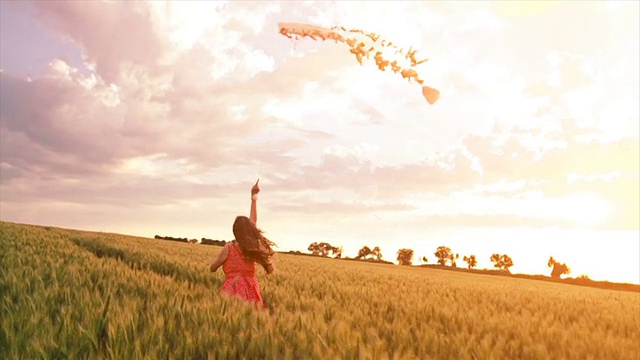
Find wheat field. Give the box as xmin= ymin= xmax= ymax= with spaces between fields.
xmin=1 ymin=221 xmax=638 ymax=359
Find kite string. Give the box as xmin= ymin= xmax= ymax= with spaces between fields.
xmin=257 ymin=35 xmax=299 ymax=180
xmin=288 ymin=34 xmax=298 ymax=53
xmin=256 ymin=123 xmax=275 ymax=180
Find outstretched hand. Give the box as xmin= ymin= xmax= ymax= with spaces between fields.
xmin=251 ymin=179 xmax=260 ymax=196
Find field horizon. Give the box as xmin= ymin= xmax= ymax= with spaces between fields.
xmin=4 ymin=220 xmax=639 ymax=292
xmin=2 ymin=221 xmax=639 ymax=359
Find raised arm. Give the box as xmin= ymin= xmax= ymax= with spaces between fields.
xmin=250 ymin=179 xmax=260 ymax=225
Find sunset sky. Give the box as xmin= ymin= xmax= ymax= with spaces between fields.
xmin=1 ymin=1 xmax=638 ymax=284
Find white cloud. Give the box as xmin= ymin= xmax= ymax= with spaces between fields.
xmin=1 ymin=1 xmax=638 ymax=281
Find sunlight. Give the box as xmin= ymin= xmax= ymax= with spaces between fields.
xmin=148 ymin=1 xmax=228 ymax=51
xmin=118 ymin=154 xmax=166 ymax=176
xmin=493 ymin=1 xmax=557 ymax=18
xmin=562 ymin=192 xmax=614 ymax=226
xmin=116 ymin=153 xmax=196 ymax=179
xmin=515 ymin=190 xmax=615 ymax=227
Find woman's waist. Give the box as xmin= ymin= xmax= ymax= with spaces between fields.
xmin=224 ymin=271 xmax=257 ymax=278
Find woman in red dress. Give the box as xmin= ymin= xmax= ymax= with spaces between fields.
xmin=209 ymin=180 xmax=275 ymax=307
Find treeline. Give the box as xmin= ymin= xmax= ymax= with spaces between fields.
xmin=302 ymin=242 xmax=403 ymax=265
xmin=424 ymin=246 xmax=572 ymax=281
xmin=153 ymin=235 xmax=227 ymax=246
xmin=154 ymin=235 xmax=195 ymax=243
xmin=302 ymin=243 xmax=575 ymax=280
xmin=200 ymin=238 xmax=227 ymax=246
xmin=286 ymin=249 xmax=394 ymax=264
xmin=295 ymin=242 xmax=637 ymax=292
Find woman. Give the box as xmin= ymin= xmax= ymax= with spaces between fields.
xmin=209 ymin=179 xmax=275 ymax=308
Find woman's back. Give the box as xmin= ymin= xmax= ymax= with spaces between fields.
xmin=221 ymin=243 xmax=263 ymax=304
xmin=222 ymin=242 xmax=257 ymax=277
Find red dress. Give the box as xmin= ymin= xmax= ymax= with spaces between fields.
xmin=221 ymin=243 xmax=264 ymax=306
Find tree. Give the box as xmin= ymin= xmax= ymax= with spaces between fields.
xmin=332 ymin=246 xmax=343 ymax=258
xmin=463 ymin=255 xmax=477 ymax=269
xmin=371 ymin=246 xmax=383 ymax=261
xmin=490 ymin=253 xmax=514 ymax=272
xmin=397 ymin=248 xmax=414 ymax=266
xmin=434 ymin=246 xmax=453 ymax=266
xmin=356 ymin=246 xmax=372 ymax=260
xmin=308 ymin=242 xmax=321 ymax=256
xmin=450 ymin=253 xmax=460 ymax=268
xmin=320 ymin=242 xmax=333 ymax=257
xmin=547 ymin=256 xmax=571 ymax=279
xmin=502 ymin=255 xmax=514 ymax=272
xmin=308 ymin=242 xmax=341 ymax=257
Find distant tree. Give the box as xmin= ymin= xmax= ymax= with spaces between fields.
xmin=322 ymin=242 xmax=335 ymax=257
xmin=332 ymin=246 xmax=343 ymax=258
xmin=308 ymin=242 xmax=340 ymax=257
xmin=434 ymin=246 xmax=453 ymax=266
xmin=371 ymin=246 xmax=383 ymax=261
xmin=308 ymin=242 xmax=321 ymax=256
xmin=450 ymin=253 xmax=460 ymax=268
xmin=503 ymin=255 xmax=514 ymax=271
xmin=548 ymin=256 xmax=571 ymax=279
xmin=463 ymin=255 xmax=477 ymax=269
xmin=356 ymin=246 xmax=372 ymax=260
xmin=397 ymin=248 xmax=414 ymax=266
xmin=201 ymin=238 xmax=227 ymax=246
xmin=490 ymin=253 xmax=514 ymax=272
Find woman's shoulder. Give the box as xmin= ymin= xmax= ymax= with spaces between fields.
xmin=221 ymin=241 xmax=236 ymax=253
xmin=226 ymin=241 xmax=239 ymax=252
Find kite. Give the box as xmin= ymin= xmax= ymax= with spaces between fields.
xmin=278 ymin=22 xmax=440 ymax=105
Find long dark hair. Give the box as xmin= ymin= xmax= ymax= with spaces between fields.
xmin=232 ymin=216 xmax=275 ymax=274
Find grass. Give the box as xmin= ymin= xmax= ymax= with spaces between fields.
xmin=1 ymin=221 xmax=639 ymax=359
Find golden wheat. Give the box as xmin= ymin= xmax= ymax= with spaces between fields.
xmin=1 ymin=222 xmax=638 ymax=359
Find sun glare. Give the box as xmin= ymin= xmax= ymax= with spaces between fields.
xmin=563 ymin=192 xmax=614 ymax=226
xmin=493 ymin=1 xmax=556 ymax=18
xmin=148 ymin=1 xmax=228 ymax=51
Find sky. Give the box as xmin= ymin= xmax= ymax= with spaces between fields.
xmin=1 ymin=1 xmax=638 ymax=284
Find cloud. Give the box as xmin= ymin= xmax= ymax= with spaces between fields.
xmin=35 ymin=1 xmax=165 ymax=84
xmin=460 ymin=122 xmax=639 ymax=230
xmin=1 ymin=2 xmax=293 ymax=168
xmin=1 ymin=0 xmax=637 ymax=249
xmin=418 ymin=213 xmax=588 ymax=229
xmin=0 ymin=64 xmax=126 ymax=179
xmin=271 ymin=199 xmax=415 ymax=215
xmin=0 ymin=0 xmax=359 ymax=212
